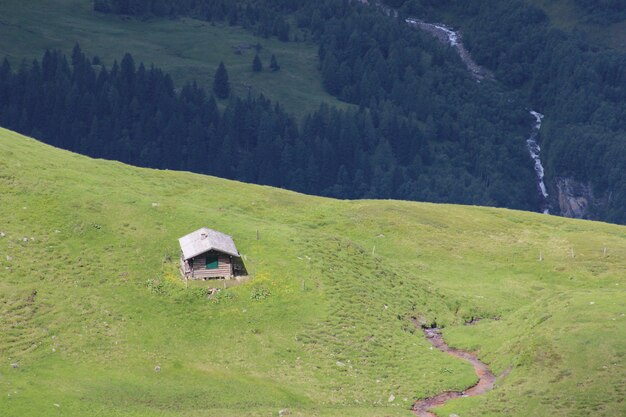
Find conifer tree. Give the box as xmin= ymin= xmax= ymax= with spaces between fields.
xmin=212 ymin=61 xmax=230 ymax=99
xmin=270 ymin=54 xmax=280 ymax=72
xmin=252 ymin=54 xmax=263 ymax=72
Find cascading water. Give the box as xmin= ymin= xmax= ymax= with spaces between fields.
xmin=527 ymin=111 xmax=549 ymax=214
xmin=404 ymin=18 xmax=493 ymax=81
xmin=366 ymin=1 xmax=550 ymax=214
xmin=404 ymin=16 xmax=549 ymax=214
xmin=406 ymin=18 xmax=458 ymax=46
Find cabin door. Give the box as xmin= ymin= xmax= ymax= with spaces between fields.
xmin=205 ymin=254 xmax=219 ymax=269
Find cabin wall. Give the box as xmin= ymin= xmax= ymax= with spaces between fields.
xmin=190 ymin=252 xmax=233 ymax=279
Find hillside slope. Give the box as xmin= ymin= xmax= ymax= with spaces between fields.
xmin=0 ymin=0 xmax=345 ymax=118
xmin=0 ymin=128 xmax=625 ymax=417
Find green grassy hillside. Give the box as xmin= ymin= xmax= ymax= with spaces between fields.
xmin=0 ymin=0 xmax=346 ymax=118
xmin=0 ymin=128 xmax=625 ymax=417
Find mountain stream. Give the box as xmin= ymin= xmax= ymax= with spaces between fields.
xmin=360 ymin=3 xmax=554 ymax=411
xmin=412 ymin=324 xmax=497 ymax=416
xmin=527 ymin=111 xmax=549 ymax=213
xmin=365 ymin=3 xmax=554 ymax=413
xmin=404 ymin=18 xmax=494 ymax=81
xmin=402 ymin=13 xmax=549 ymax=214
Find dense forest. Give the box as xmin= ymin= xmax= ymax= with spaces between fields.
xmin=1 ymin=0 xmax=624 ymax=223
xmin=572 ymin=0 xmax=626 ymax=23
xmin=0 ymin=45 xmax=536 ymax=209
xmin=388 ymin=0 xmax=626 ymax=223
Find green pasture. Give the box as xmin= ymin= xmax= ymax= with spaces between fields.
xmin=0 ymin=128 xmax=624 ymax=416
xmin=0 ymin=0 xmax=347 ymax=119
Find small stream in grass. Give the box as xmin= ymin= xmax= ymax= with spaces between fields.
xmin=360 ymin=3 xmax=555 ymax=412
xmin=412 ymin=325 xmax=496 ymax=417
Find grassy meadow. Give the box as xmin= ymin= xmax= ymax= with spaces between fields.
xmin=0 ymin=128 xmax=624 ymax=416
xmin=0 ymin=0 xmax=347 ymax=118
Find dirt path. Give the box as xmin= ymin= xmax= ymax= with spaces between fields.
xmin=412 ymin=324 xmax=496 ymax=417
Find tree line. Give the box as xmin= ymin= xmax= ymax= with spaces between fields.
xmin=89 ymin=0 xmax=626 ymax=223
xmin=0 ymin=46 xmax=538 ymax=210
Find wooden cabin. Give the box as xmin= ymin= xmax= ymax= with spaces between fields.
xmin=178 ymin=227 xmax=243 ymax=279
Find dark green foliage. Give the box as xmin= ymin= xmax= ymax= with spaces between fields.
xmin=212 ymin=61 xmax=230 ymax=98
xmin=272 ymin=16 xmax=290 ymax=41
xmin=355 ymin=2 xmax=626 ymax=224
xmin=572 ymin=0 xmax=626 ymax=23
xmin=295 ymin=0 xmax=539 ymax=209
xmin=416 ymin=0 xmax=626 ymax=223
xmin=270 ymin=54 xmax=280 ymax=71
xmin=252 ymin=54 xmax=262 ymax=72
xmin=93 ymin=0 xmax=110 ymax=13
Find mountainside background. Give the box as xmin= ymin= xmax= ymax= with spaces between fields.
xmin=387 ymin=0 xmax=626 ymax=223
xmin=1 ymin=127 xmax=625 ymax=416
xmin=0 ymin=0 xmax=624 ymax=224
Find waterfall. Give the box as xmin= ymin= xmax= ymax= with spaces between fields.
xmin=368 ymin=2 xmax=550 ymax=214
xmin=404 ymin=18 xmax=493 ymax=81
xmin=527 ymin=111 xmax=549 ymax=214
xmin=405 ymin=16 xmax=548 ymax=214
xmin=406 ymin=18 xmax=458 ymax=46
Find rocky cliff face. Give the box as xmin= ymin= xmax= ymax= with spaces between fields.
xmin=554 ymin=177 xmax=597 ymax=220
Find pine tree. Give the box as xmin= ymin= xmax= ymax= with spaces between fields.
xmin=252 ymin=54 xmax=263 ymax=72
xmin=93 ymin=0 xmax=111 ymax=13
xmin=270 ymin=54 xmax=280 ymax=72
xmin=151 ymin=0 xmax=168 ymax=16
xmin=212 ymin=62 xmax=230 ymax=99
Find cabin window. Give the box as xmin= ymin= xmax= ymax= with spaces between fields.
xmin=205 ymin=254 xmax=219 ymax=269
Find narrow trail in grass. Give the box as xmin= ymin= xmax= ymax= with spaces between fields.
xmin=411 ymin=321 xmax=496 ymax=417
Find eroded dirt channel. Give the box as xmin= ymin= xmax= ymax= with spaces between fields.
xmin=412 ymin=326 xmax=496 ymax=417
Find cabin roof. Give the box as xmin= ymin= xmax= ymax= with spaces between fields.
xmin=178 ymin=227 xmax=240 ymax=260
